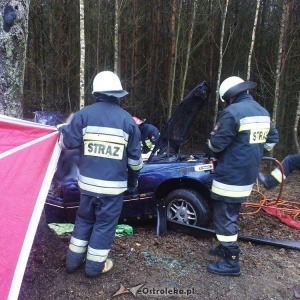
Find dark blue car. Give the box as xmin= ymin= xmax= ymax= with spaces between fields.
xmin=43 ymin=81 xmax=216 ymax=228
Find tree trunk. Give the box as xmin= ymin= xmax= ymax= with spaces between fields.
xmin=273 ymin=0 xmax=287 ymax=127
xmin=79 ymin=0 xmax=85 ymax=109
xmin=180 ymin=0 xmax=196 ymax=101
xmin=293 ymin=91 xmax=300 ymax=153
xmin=167 ymin=0 xmax=179 ymax=119
xmin=246 ymin=0 xmax=260 ymax=81
xmin=213 ymin=0 xmax=229 ymax=125
xmin=0 ymin=0 xmax=31 ymax=118
xmin=114 ymin=0 xmax=120 ymax=75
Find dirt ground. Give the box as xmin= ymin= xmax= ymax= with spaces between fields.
xmin=19 ymin=172 xmax=300 ymax=300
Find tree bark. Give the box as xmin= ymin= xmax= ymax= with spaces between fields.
xmin=167 ymin=0 xmax=179 ymax=119
xmin=273 ymin=0 xmax=287 ymax=127
xmin=114 ymin=0 xmax=120 ymax=75
xmin=0 ymin=0 xmax=31 ymax=118
xmin=180 ymin=0 xmax=196 ymax=101
xmin=213 ymin=0 xmax=229 ymax=125
xmin=246 ymin=0 xmax=260 ymax=81
xmin=293 ymin=91 xmax=300 ymax=153
xmin=79 ymin=0 xmax=85 ymax=109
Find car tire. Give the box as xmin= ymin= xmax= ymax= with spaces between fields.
xmin=166 ymin=189 xmax=210 ymax=226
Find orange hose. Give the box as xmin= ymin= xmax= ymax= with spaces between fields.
xmin=240 ymin=159 xmax=300 ymax=220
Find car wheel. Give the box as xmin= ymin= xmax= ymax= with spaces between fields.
xmin=166 ymin=189 xmax=210 ymax=226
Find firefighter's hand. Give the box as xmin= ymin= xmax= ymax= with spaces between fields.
xmin=127 ymin=184 xmax=139 ymax=195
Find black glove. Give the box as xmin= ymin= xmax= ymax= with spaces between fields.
xmin=127 ymin=169 xmax=139 ymax=194
xmin=127 ymin=184 xmax=139 ymax=195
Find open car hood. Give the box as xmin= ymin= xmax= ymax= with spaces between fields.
xmin=148 ymin=81 xmax=210 ymax=162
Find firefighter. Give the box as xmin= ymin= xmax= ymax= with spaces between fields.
xmin=206 ymin=76 xmax=279 ymax=276
xmin=258 ymin=153 xmax=300 ymax=189
xmin=133 ymin=116 xmax=160 ymax=154
xmin=58 ymin=71 xmax=143 ymax=278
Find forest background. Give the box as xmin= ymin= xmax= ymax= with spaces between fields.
xmin=1 ymin=0 xmax=300 ymax=160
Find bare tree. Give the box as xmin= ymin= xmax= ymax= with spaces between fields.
xmin=167 ymin=0 xmax=180 ymax=118
xmin=180 ymin=0 xmax=196 ymax=101
xmin=79 ymin=0 xmax=85 ymax=109
xmin=246 ymin=0 xmax=260 ymax=81
xmin=293 ymin=90 xmax=300 ymax=152
xmin=0 ymin=0 xmax=31 ymax=118
xmin=114 ymin=0 xmax=120 ymax=75
xmin=213 ymin=0 xmax=229 ymax=125
xmin=273 ymin=0 xmax=288 ymax=127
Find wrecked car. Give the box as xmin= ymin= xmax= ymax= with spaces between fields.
xmin=42 ymin=81 xmax=216 ymax=227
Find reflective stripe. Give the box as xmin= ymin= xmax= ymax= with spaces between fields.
xmin=128 ymin=157 xmax=143 ymax=170
xmin=83 ymin=133 xmax=128 ymax=146
xmin=58 ymin=133 xmax=67 ymax=149
xmin=69 ymin=237 xmax=88 ymax=254
xmin=69 ymin=243 xmax=87 ymax=254
xmin=79 ymin=174 xmax=127 ymax=188
xmin=78 ymin=174 xmax=127 ymax=195
xmin=207 ymin=139 xmax=222 ymax=152
xmin=239 ymin=116 xmax=270 ymax=131
xmin=82 ymin=126 xmax=129 ymax=142
xmin=271 ymin=168 xmax=285 ymax=183
xmin=211 ymin=180 xmax=253 ymax=198
xmin=216 ymin=234 xmax=238 ymax=242
xmin=264 ymin=142 xmax=276 ymax=151
xmin=86 ymin=246 xmax=109 ymax=263
xmin=79 ymin=181 xmax=127 ymax=195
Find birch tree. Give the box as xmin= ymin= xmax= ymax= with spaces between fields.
xmin=180 ymin=0 xmax=196 ymax=100
xmin=114 ymin=0 xmax=120 ymax=75
xmin=213 ymin=0 xmax=229 ymax=125
xmin=246 ymin=0 xmax=260 ymax=81
xmin=167 ymin=0 xmax=180 ymax=119
xmin=0 ymin=0 xmax=31 ymax=118
xmin=293 ymin=90 xmax=300 ymax=153
xmin=273 ymin=1 xmax=287 ymax=127
xmin=79 ymin=0 xmax=85 ymax=109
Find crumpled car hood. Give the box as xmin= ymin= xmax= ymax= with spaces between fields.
xmin=148 ymin=81 xmax=210 ymax=162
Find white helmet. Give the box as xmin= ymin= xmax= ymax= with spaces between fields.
xmin=92 ymin=71 xmax=128 ymax=98
xmin=219 ymin=76 xmax=257 ymax=104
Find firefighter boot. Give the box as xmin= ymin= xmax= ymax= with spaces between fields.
xmin=258 ymin=172 xmax=279 ymax=190
xmin=209 ymin=243 xmax=226 ymax=257
xmin=207 ymin=247 xmax=240 ymax=276
xmin=85 ymin=258 xmax=114 ymax=278
xmin=66 ymin=249 xmax=86 ymax=273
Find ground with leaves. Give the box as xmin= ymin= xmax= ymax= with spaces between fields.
xmin=19 ymin=172 xmax=300 ymax=300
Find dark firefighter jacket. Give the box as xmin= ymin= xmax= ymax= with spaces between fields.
xmin=139 ymin=123 xmax=160 ymax=153
xmin=207 ymin=93 xmax=279 ymax=203
xmin=58 ymin=95 xmax=143 ymax=196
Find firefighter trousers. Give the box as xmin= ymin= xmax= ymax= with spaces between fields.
xmin=212 ymin=200 xmax=241 ymax=249
xmin=67 ymin=193 xmax=123 ymax=276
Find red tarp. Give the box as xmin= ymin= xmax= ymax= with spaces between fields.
xmin=263 ymin=206 xmax=300 ymax=230
xmin=0 ymin=115 xmax=61 ymax=300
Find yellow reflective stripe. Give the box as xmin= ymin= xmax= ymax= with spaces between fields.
xmin=69 ymin=243 xmax=87 ymax=254
xmin=207 ymin=139 xmax=222 ymax=152
xmin=79 ymin=174 xmax=127 ymax=188
xmin=264 ymin=142 xmax=276 ymax=151
xmin=69 ymin=237 xmax=88 ymax=254
xmin=78 ymin=181 xmax=126 ymax=195
xmin=239 ymin=122 xmax=270 ymax=131
xmin=216 ymin=234 xmax=238 ymax=242
xmin=83 ymin=126 xmax=129 ymax=141
xmin=128 ymin=157 xmax=143 ymax=171
xmin=83 ymin=133 xmax=128 ymax=145
xmin=86 ymin=246 xmax=109 ymax=263
xmin=211 ymin=180 xmax=253 ymax=198
xmin=271 ymin=168 xmax=285 ymax=183
xmin=70 ymin=236 xmax=89 ymax=247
